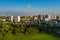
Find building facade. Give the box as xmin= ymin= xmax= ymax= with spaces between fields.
xmin=38 ymin=15 xmax=44 ymax=20
xmin=14 ymin=16 xmax=20 ymax=22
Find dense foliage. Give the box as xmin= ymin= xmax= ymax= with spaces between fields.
xmin=0 ymin=21 xmax=60 ymax=40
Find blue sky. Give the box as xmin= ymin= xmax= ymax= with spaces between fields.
xmin=0 ymin=0 xmax=60 ymax=16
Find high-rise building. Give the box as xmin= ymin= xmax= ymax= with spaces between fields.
xmin=51 ymin=15 xmax=56 ymax=19
xmin=10 ymin=16 xmax=14 ymax=22
xmin=44 ymin=15 xmax=51 ymax=21
xmin=38 ymin=15 xmax=44 ymax=20
xmin=14 ymin=16 xmax=20 ymax=22
xmin=6 ymin=16 xmax=14 ymax=22
xmin=38 ymin=14 xmax=57 ymax=21
xmin=44 ymin=15 xmax=57 ymax=21
xmin=43 ymin=15 xmax=53 ymax=21
xmin=56 ymin=16 xmax=60 ymax=20
xmin=47 ymin=15 xmax=52 ymax=20
xmin=59 ymin=16 xmax=60 ymax=20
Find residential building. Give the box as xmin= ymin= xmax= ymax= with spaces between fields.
xmin=38 ymin=15 xmax=44 ymax=20
xmin=51 ymin=15 xmax=56 ymax=19
xmin=14 ymin=16 xmax=20 ymax=22
xmin=10 ymin=16 xmax=14 ymax=22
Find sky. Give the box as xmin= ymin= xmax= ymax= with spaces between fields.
xmin=0 ymin=0 xmax=60 ymax=16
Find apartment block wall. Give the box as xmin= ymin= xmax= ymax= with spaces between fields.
xmin=13 ymin=16 xmax=20 ymax=22
xmin=10 ymin=16 xmax=14 ymax=22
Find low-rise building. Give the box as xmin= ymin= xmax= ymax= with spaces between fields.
xmin=0 ymin=18 xmax=6 ymax=22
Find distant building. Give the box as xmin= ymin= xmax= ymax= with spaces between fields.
xmin=44 ymin=15 xmax=52 ymax=21
xmin=38 ymin=15 xmax=52 ymax=21
xmin=48 ymin=15 xmax=52 ymax=20
xmin=0 ymin=18 xmax=6 ymax=22
xmin=56 ymin=16 xmax=60 ymax=20
xmin=44 ymin=15 xmax=57 ymax=21
xmin=5 ymin=15 xmax=59 ymax=22
xmin=38 ymin=15 xmax=44 ymax=20
xmin=14 ymin=16 xmax=20 ymax=22
xmin=38 ymin=15 xmax=56 ymax=21
xmin=10 ymin=16 xmax=14 ymax=22
xmin=58 ymin=16 xmax=60 ymax=20
xmin=33 ymin=16 xmax=38 ymax=20
xmin=6 ymin=16 xmax=14 ymax=22
xmin=6 ymin=16 xmax=20 ymax=22
xmin=51 ymin=15 xmax=56 ymax=19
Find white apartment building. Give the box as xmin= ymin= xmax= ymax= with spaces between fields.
xmin=14 ymin=16 xmax=20 ymax=22
xmin=8 ymin=16 xmax=20 ymax=22
xmin=10 ymin=16 xmax=14 ymax=22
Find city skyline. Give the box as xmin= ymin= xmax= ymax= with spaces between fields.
xmin=0 ymin=0 xmax=60 ymax=16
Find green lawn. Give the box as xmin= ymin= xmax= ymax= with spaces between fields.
xmin=0 ymin=33 xmax=60 ymax=40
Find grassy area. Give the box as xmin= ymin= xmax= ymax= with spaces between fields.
xmin=0 ymin=33 xmax=60 ymax=40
